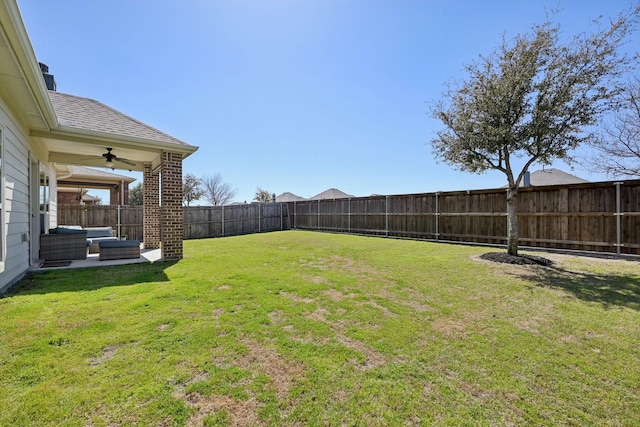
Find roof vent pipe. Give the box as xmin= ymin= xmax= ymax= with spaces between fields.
xmin=39 ymin=62 xmax=57 ymax=91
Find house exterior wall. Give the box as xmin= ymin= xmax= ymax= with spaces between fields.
xmin=0 ymin=96 xmax=55 ymax=292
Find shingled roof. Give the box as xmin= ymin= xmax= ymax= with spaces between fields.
xmin=525 ymin=168 xmax=589 ymax=186
xmin=48 ymin=91 xmax=188 ymax=146
xmin=310 ymin=188 xmax=354 ymax=200
xmin=275 ymin=192 xmax=307 ymax=202
xmin=64 ymin=165 xmax=136 ymax=182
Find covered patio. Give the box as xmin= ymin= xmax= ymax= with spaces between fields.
xmin=30 ymin=246 xmax=162 ymax=271
xmin=31 ymin=89 xmax=198 ymax=260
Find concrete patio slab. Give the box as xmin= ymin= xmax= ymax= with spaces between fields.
xmin=30 ymin=247 xmax=162 ymax=272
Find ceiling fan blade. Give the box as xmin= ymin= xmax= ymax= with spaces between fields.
xmin=115 ymin=157 xmax=137 ymax=166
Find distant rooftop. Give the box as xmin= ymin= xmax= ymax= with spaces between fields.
xmin=310 ymin=188 xmax=354 ymax=200
xmin=524 ymin=168 xmax=588 ymax=186
xmin=64 ymin=165 xmax=136 ymax=182
xmin=276 ymin=192 xmax=307 ymax=202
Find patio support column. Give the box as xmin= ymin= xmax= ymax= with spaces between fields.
xmin=143 ymin=162 xmax=160 ymax=250
xmin=160 ymin=152 xmax=183 ymax=259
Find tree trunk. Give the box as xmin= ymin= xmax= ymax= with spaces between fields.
xmin=506 ymin=187 xmax=519 ymax=256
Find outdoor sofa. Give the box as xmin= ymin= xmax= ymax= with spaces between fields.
xmin=39 ymin=227 xmax=88 ymax=261
xmin=84 ymin=226 xmax=119 ymax=253
xmin=40 ymin=225 xmax=120 ymax=260
xmin=98 ymin=240 xmax=141 ymax=261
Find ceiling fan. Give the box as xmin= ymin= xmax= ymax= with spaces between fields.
xmin=101 ymin=147 xmax=136 ymax=168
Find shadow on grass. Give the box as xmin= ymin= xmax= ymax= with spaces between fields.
xmin=516 ymin=265 xmax=640 ymax=311
xmin=6 ymin=260 xmax=178 ymax=297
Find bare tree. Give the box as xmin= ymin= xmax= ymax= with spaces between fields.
xmin=430 ymin=7 xmax=639 ymax=256
xmin=183 ymin=173 xmax=204 ymax=206
xmin=584 ymin=77 xmax=640 ymax=177
xmin=253 ymin=187 xmax=273 ymax=203
xmin=201 ymin=173 xmax=238 ymax=206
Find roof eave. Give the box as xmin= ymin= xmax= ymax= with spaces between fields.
xmin=32 ymin=125 xmax=199 ymax=158
xmin=0 ymin=0 xmax=58 ymax=130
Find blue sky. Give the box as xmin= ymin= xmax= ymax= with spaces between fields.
xmin=18 ymin=0 xmax=638 ymax=203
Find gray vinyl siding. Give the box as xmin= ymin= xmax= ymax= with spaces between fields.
xmin=0 ymin=97 xmax=55 ymax=292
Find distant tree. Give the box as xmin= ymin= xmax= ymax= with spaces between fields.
xmin=201 ymin=173 xmax=238 ymax=206
xmin=584 ymin=77 xmax=640 ymax=177
xmin=429 ymin=8 xmax=639 ymax=256
xmin=129 ymin=183 xmax=143 ymax=206
xmin=183 ymin=173 xmax=204 ymax=206
xmin=253 ymin=187 xmax=273 ymax=203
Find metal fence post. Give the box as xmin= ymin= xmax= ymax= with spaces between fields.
xmin=435 ymin=192 xmax=440 ymax=241
xmin=615 ymin=181 xmax=622 ymax=257
xmin=348 ymin=198 xmax=351 ymax=234
xmin=385 ymin=195 xmax=389 ymax=237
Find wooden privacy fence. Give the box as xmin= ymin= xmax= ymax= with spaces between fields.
xmin=183 ymin=203 xmax=289 ymax=238
xmin=288 ymin=180 xmax=640 ymax=255
xmin=57 ymin=205 xmax=144 ymax=240
xmin=57 ymin=203 xmax=291 ymax=240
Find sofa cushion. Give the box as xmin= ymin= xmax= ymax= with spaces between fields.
xmin=99 ymin=240 xmax=140 ymax=248
xmin=49 ymin=226 xmax=86 ymax=235
xmin=84 ymin=227 xmax=114 ymax=238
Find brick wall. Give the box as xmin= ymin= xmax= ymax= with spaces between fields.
xmin=160 ymin=152 xmax=183 ymax=259
xmin=57 ymin=192 xmax=82 ymax=205
xmin=143 ymin=163 xmax=160 ymax=250
xmin=109 ymin=184 xmax=129 ymax=205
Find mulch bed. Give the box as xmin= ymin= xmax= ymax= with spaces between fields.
xmin=479 ymin=252 xmax=554 ymax=266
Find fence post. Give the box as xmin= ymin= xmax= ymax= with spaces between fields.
xmin=117 ymin=205 xmax=121 ymax=239
xmin=294 ymin=201 xmax=297 ymax=229
xmin=348 ymin=198 xmax=351 ymax=234
xmin=317 ymin=199 xmax=320 ymax=231
xmin=280 ymin=203 xmax=283 ymax=230
xmin=615 ymin=181 xmax=622 ymax=257
xmin=258 ymin=203 xmax=262 ymax=233
xmin=435 ymin=192 xmax=440 ymax=241
xmin=385 ymin=195 xmax=389 ymax=237
xmin=222 ymin=205 xmax=225 ymax=237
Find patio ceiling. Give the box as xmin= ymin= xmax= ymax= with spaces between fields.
xmin=33 ymin=131 xmax=180 ymax=172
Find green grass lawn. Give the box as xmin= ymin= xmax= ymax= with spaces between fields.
xmin=1 ymin=231 xmax=639 ymax=426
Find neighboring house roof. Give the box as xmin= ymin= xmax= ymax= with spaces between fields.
xmin=57 ymin=165 xmax=136 ymax=192
xmin=48 ymin=91 xmax=188 ymax=146
xmin=525 ymin=168 xmax=589 ymax=186
xmin=82 ymin=193 xmax=100 ymax=203
xmin=310 ymin=188 xmax=354 ymax=200
xmin=61 ymin=165 xmax=136 ymax=183
xmin=275 ymin=192 xmax=307 ymax=202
